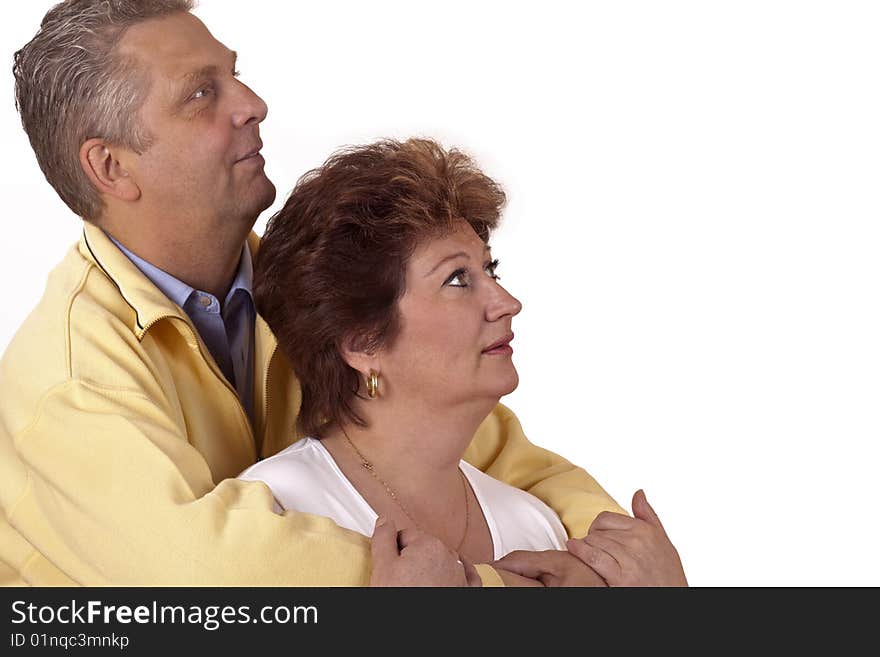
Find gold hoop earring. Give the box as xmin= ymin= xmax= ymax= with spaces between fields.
xmin=366 ymin=371 xmax=380 ymax=399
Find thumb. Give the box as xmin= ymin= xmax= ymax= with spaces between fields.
xmin=370 ymin=516 xmax=399 ymax=569
xmin=632 ymin=489 xmax=665 ymax=532
xmin=461 ymin=559 xmax=482 ymax=588
xmin=492 ymin=550 xmax=554 ymax=579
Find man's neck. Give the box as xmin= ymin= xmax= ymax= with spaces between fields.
xmin=99 ymin=216 xmax=252 ymax=299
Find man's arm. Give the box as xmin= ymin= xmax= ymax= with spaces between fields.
xmin=4 ymin=393 xmax=621 ymax=586
xmin=568 ymin=490 xmax=688 ymax=586
xmin=4 ymin=380 xmax=375 ymax=585
xmin=463 ymin=402 xmax=627 ymax=538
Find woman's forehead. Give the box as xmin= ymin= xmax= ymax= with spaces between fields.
xmin=411 ymin=221 xmax=489 ymax=264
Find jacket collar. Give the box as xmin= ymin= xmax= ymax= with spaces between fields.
xmin=78 ymin=222 xmax=264 ymax=341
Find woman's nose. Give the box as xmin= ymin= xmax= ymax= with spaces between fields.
xmin=486 ymin=284 xmax=522 ymax=322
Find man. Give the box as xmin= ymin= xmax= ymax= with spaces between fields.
xmin=1 ymin=0 xmax=674 ymax=586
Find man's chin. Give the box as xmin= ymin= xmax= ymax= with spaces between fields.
xmin=258 ymin=183 xmax=277 ymax=214
xmin=242 ymin=178 xmax=277 ymax=220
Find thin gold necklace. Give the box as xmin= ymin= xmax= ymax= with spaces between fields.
xmin=341 ymin=429 xmax=471 ymax=553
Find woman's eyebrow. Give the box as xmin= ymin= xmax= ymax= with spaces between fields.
xmin=425 ymin=252 xmax=468 ymax=277
xmin=424 ymin=245 xmax=492 ymax=277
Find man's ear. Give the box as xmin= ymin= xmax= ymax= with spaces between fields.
xmin=339 ymin=334 xmax=381 ymax=379
xmin=79 ymin=138 xmax=141 ymax=203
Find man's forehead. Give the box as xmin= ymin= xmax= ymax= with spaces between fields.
xmin=117 ymin=11 xmax=232 ymax=75
xmin=178 ymin=51 xmax=238 ymax=85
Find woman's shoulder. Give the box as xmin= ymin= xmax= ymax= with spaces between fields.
xmin=238 ymin=436 xmax=326 ymax=482
xmin=460 ymin=461 xmax=553 ymax=512
xmin=237 ymin=436 xmax=377 ymax=536
xmin=461 ymin=461 xmax=569 ymax=553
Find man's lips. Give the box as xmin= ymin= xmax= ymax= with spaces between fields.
xmin=482 ymin=333 xmax=514 ymax=354
xmin=235 ymin=143 xmax=264 ymax=163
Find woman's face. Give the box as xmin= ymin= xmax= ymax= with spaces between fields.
xmin=377 ymin=219 xmax=522 ymax=410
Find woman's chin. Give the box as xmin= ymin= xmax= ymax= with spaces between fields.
xmin=494 ymin=370 xmax=520 ymax=398
xmin=468 ymin=366 xmax=519 ymax=405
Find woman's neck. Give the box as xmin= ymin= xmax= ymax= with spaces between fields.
xmin=319 ymin=398 xmax=498 ymax=563
xmin=322 ymin=398 xmax=493 ymax=501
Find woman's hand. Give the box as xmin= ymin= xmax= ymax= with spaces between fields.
xmin=567 ymin=490 xmax=688 ymax=587
xmin=369 ymin=517 xmax=480 ymax=587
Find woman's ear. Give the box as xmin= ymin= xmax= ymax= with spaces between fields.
xmin=79 ymin=138 xmax=142 ymax=203
xmin=339 ymin=333 xmax=381 ymax=378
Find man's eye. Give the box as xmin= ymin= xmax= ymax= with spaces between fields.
xmin=191 ymin=84 xmax=215 ymax=100
xmin=444 ymin=268 xmax=469 ymax=288
xmin=485 ymin=259 xmax=501 ymax=281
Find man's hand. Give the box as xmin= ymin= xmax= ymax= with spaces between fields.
xmin=567 ymin=489 xmax=688 ymax=587
xmin=492 ymin=550 xmax=608 ymax=587
xmin=495 ymin=568 xmax=544 ymax=587
xmin=369 ymin=517 xmax=480 ymax=587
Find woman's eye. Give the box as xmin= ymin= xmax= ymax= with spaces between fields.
xmin=444 ymin=268 xmax=469 ymax=287
xmin=485 ymin=259 xmax=501 ymax=281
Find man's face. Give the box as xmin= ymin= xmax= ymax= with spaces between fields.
xmin=117 ymin=11 xmax=275 ymax=235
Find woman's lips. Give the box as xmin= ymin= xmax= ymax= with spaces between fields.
xmin=482 ymin=333 xmax=514 ymax=355
xmin=483 ymin=344 xmax=513 ymax=356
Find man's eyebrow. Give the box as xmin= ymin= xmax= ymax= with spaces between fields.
xmin=179 ymin=65 xmax=219 ymax=88
xmin=176 ymin=51 xmax=238 ymax=91
xmin=424 ymin=244 xmax=492 ymax=277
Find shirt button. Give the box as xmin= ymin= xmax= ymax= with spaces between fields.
xmin=199 ymin=296 xmax=212 ymax=308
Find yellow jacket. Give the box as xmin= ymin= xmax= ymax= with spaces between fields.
xmin=0 ymin=223 xmax=624 ymax=586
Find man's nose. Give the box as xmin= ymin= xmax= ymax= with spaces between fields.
xmin=231 ymin=81 xmax=268 ymax=128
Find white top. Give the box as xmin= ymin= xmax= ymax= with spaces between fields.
xmin=238 ymin=437 xmax=568 ymax=560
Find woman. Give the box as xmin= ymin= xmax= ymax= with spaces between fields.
xmin=240 ymin=138 xmax=685 ymax=585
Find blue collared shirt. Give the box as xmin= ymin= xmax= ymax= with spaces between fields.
xmin=108 ymin=234 xmax=255 ymax=427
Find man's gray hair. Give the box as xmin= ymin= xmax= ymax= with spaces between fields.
xmin=13 ymin=0 xmax=194 ymax=221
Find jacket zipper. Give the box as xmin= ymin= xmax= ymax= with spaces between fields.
xmin=85 ymin=232 xmax=258 ymax=451
xmin=259 ymin=344 xmax=280 ymax=456
xmin=142 ymin=315 xmax=255 ymax=447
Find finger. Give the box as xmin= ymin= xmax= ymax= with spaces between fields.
xmin=593 ymin=526 xmax=672 ymax=566
xmin=582 ymin=532 xmax=636 ymax=568
xmin=590 ymin=527 xmax=642 ymax=552
xmin=396 ymin=527 xmax=421 ymax=551
xmin=567 ymin=538 xmax=621 ymax=584
xmin=632 ymin=489 xmax=666 ymax=533
xmin=370 ymin=516 xmax=399 ymax=570
xmin=539 ymin=572 xmax=559 ymax=588
xmin=589 ymin=510 xmax=636 ymax=533
xmin=462 ymin=559 xmax=482 ymax=588
xmin=495 ymin=568 xmax=545 ymax=587
xmin=493 ymin=550 xmax=563 ymax=579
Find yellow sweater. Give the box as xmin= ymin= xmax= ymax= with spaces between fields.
xmin=0 ymin=223 xmax=624 ymax=586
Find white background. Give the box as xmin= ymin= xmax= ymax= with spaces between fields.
xmin=2 ymin=1 xmax=878 ymax=585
